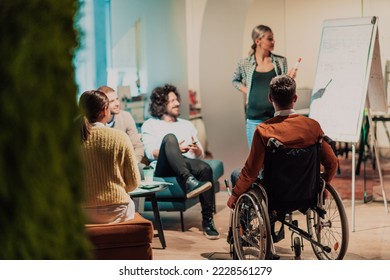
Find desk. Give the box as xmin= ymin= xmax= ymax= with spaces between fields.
xmin=129 ymin=183 xmax=171 ymax=249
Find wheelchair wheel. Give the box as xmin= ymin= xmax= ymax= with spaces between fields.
xmin=293 ymin=237 xmax=301 ymax=257
xmin=306 ymin=183 xmax=349 ymax=260
xmin=231 ymin=243 xmax=239 ymax=260
xmin=232 ymin=188 xmax=272 ymax=259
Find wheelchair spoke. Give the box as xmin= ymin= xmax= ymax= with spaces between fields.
xmin=239 ymin=234 xmax=260 ymax=249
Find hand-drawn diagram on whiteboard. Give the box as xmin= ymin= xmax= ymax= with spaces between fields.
xmin=309 ymin=16 xmax=386 ymax=143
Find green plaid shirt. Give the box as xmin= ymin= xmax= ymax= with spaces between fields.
xmin=232 ymin=53 xmax=288 ymax=103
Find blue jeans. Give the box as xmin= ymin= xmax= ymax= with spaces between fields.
xmin=246 ymin=119 xmax=263 ymax=148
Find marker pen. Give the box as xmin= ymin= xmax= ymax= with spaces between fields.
xmin=293 ymin=57 xmax=302 ymax=69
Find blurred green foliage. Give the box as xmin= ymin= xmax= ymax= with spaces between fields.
xmin=0 ymin=0 xmax=91 ymax=259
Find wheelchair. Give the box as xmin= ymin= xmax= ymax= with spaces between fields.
xmin=227 ymin=137 xmax=349 ymax=260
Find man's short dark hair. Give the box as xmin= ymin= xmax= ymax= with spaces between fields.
xmin=149 ymin=84 xmax=181 ymax=118
xmin=269 ymin=75 xmax=296 ymax=107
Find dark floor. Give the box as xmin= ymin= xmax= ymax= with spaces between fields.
xmin=332 ymin=157 xmax=376 ymax=200
xmin=331 ymin=150 xmax=390 ymax=202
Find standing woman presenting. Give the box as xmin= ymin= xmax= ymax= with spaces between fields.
xmin=232 ymin=24 xmax=297 ymax=148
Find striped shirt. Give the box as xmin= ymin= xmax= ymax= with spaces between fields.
xmin=232 ymin=53 xmax=288 ymax=104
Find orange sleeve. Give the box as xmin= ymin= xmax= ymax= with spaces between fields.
xmin=233 ymin=129 xmax=265 ymax=197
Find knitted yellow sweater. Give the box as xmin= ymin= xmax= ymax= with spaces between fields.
xmin=82 ymin=126 xmax=141 ymax=208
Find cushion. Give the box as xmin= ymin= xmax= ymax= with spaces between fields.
xmin=203 ymin=159 xmax=224 ymax=181
xmin=85 ymin=213 xmax=154 ymax=260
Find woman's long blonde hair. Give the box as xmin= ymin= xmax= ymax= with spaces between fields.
xmin=248 ymin=24 xmax=272 ymax=55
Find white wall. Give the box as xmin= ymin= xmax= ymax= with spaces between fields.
xmin=199 ymin=0 xmax=253 ymax=179
xmin=185 ymin=0 xmax=207 ymax=95
xmin=243 ymin=0 xmax=286 ymax=59
xmin=110 ymin=0 xmax=189 ymax=117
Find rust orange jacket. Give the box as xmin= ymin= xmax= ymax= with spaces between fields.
xmin=233 ymin=114 xmax=338 ymax=197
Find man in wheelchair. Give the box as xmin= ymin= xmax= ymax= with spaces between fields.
xmin=227 ymin=75 xmax=343 ymax=260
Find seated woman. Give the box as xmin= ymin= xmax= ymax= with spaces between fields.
xmin=79 ymin=90 xmax=141 ymax=224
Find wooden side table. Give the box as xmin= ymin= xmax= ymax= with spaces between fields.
xmin=129 ymin=182 xmax=172 ymax=249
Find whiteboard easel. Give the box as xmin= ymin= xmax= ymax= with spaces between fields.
xmin=350 ymin=107 xmax=389 ymax=232
xmin=366 ymin=109 xmax=388 ymax=213
xmin=309 ymin=16 xmax=388 ymax=231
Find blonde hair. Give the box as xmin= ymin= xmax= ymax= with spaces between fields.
xmin=97 ymin=85 xmax=115 ymax=95
xmin=248 ymin=25 xmax=272 ymax=55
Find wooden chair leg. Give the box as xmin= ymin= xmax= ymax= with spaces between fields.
xmin=180 ymin=211 xmax=184 ymax=232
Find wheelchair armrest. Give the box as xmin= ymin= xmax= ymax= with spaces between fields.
xmin=225 ymin=179 xmax=233 ymax=196
xmin=323 ymin=135 xmax=337 ymax=156
xmin=267 ymin=138 xmax=285 ymax=149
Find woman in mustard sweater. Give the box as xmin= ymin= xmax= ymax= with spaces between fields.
xmin=79 ymin=90 xmax=141 ymax=223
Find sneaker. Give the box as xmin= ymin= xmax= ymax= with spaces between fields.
xmin=185 ymin=176 xmax=212 ymax=198
xmin=202 ymin=218 xmax=220 ymax=240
